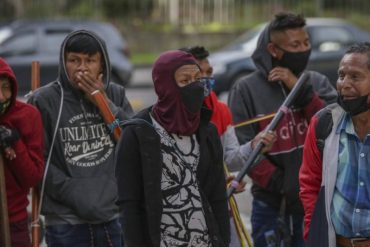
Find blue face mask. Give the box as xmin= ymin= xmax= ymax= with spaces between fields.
xmin=203 ymin=77 xmax=215 ymax=97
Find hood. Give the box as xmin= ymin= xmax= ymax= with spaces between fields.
xmin=251 ymin=24 xmax=273 ymax=77
xmin=58 ymin=30 xmax=111 ymax=91
xmin=151 ymin=50 xmax=201 ymax=135
xmin=0 ymin=57 xmax=18 ymax=110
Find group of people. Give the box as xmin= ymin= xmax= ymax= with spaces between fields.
xmin=2 ymin=11 xmax=370 ymax=247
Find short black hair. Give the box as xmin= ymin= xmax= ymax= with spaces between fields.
xmin=345 ymin=42 xmax=370 ymax=69
xmin=65 ymin=33 xmax=102 ymax=56
xmin=269 ymin=12 xmax=306 ymax=37
xmin=179 ymin=46 xmax=209 ymax=60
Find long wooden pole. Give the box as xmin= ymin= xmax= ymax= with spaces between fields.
xmin=0 ymin=154 xmax=11 ymax=246
xmin=31 ymin=61 xmax=41 ymax=247
xmin=91 ymin=90 xmax=121 ymax=142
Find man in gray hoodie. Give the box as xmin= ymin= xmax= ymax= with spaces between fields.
xmin=228 ymin=13 xmax=337 ymax=246
xmin=28 ymin=30 xmax=133 ymax=246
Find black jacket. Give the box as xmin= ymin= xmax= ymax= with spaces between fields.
xmin=115 ymin=107 xmax=230 ymax=247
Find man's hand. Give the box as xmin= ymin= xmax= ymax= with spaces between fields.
xmin=251 ymin=130 xmax=277 ymax=153
xmin=76 ymin=72 xmax=107 ymax=105
xmin=226 ymin=175 xmax=246 ymax=193
xmin=268 ymin=66 xmax=297 ymax=90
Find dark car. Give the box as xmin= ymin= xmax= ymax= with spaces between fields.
xmin=0 ymin=19 xmax=132 ymax=95
xmin=209 ymin=18 xmax=370 ymax=95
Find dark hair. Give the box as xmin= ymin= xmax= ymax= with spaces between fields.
xmin=345 ymin=42 xmax=370 ymax=68
xmin=269 ymin=12 xmax=306 ymax=35
xmin=179 ymin=46 xmax=209 ymax=60
xmin=65 ymin=33 xmax=102 ymax=55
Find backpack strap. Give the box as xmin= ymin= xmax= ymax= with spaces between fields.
xmin=315 ymin=108 xmax=333 ymax=158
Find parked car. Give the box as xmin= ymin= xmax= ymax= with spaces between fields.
xmin=0 ymin=19 xmax=133 ymax=95
xmin=209 ymin=18 xmax=370 ymax=95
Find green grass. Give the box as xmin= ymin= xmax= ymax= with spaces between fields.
xmin=131 ymin=52 xmax=159 ymax=66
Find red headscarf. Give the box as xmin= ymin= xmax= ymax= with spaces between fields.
xmin=204 ymin=91 xmax=233 ymax=136
xmin=0 ymin=58 xmax=18 ymax=115
xmin=151 ymin=50 xmax=200 ymax=135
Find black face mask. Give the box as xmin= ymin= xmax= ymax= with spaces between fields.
xmin=337 ymin=94 xmax=370 ymax=116
xmin=0 ymin=99 xmax=11 ymax=115
xmin=179 ymin=80 xmax=205 ymax=113
xmin=276 ymin=46 xmax=311 ymax=76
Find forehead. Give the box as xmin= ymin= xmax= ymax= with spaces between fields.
xmin=272 ymin=27 xmax=308 ymax=44
xmin=197 ymin=59 xmax=211 ymax=69
xmin=339 ymin=53 xmax=370 ymax=72
xmin=175 ymin=64 xmax=200 ymax=75
xmin=0 ymin=76 xmax=10 ymax=84
xmin=66 ymin=52 xmax=101 ymax=58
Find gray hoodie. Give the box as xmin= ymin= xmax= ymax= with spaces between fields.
xmin=28 ymin=30 xmax=133 ymax=225
xmin=228 ymin=24 xmax=337 ymax=213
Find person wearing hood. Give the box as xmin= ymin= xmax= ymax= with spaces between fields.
xmin=28 ymin=30 xmax=133 ymax=246
xmin=181 ymin=45 xmax=277 ymax=247
xmin=115 ymin=50 xmax=230 ymax=247
xmin=228 ymin=12 xmax=337 ymax=246
xmin=0 ymin=57 xmax=44 ymax=246
xmin=300 ymin=43 xmax=370 ymax=247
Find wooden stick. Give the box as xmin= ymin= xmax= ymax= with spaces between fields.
xmin=31 ymin=61 xmax=40 ymax=247
xmin=91 ymin=90 xmax=121 ymax=142
xmin=234 ymin=113 xmax=276 ymax=129
xmin=0 ymin=154 xmax=11 ymax=247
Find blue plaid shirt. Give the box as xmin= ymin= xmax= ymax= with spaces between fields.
xmin=331 ymin=114 xmax=370 ymax=237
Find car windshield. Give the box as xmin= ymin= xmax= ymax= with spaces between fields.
xmin=222 ymin=24 xmax=265 ymax=53
xmin=43 ymin=29 xmax=71 ymax=53
xmin=0 ymin=27 xmax=12 ymax=44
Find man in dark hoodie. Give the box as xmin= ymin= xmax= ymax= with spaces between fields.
xmin=28 ymin=30 xmax=133 ymax=246
xmin=0 ymin=57 xmax=44 ymax=246
xmin=115 ymin=50 xmax=230 ymax=247
xmin=228 ymin=13 xmax=337 ymax=246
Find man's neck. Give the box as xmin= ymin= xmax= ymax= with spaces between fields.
xmin=352 ymin=110 xmax=370 ymax=141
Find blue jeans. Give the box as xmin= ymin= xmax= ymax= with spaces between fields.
xmin=45 ymin=218 xmax=122 ymax=247
xmin=251 ymin=199 xmax=304 ymax=247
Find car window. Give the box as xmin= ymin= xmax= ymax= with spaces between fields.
xmin=0 ymin=27 xmax=12 ymax=44
xmin=0 ymin=31 xmax=37 ymax=55
xmin=223 ymin=24 xmax=265 ymax=52
xmin=308 ymin=26 xmax=353 ymax=52
xmin=43 ymin=29 xmax=71 ymax=53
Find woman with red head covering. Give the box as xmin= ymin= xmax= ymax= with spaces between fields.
xmin=115 ymin=50 xmax=230 ymax=247
xmin=0 ymin=57 xmax=44 ymax=246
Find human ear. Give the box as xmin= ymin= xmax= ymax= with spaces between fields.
xmin=267 ymin=43 xmax=278 ymax=58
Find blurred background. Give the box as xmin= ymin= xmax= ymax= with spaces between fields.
xmin=2 ymin=1 xmax=370 ymax=245
xmin=2 ymin=0 xmax=370 ymax=64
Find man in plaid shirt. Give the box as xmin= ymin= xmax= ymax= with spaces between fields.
xmin=300 ymin=42 xmax=370 ymax=247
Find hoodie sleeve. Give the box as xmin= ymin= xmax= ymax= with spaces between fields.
xmin=106 ymin=82 xmax=134 ymax=121
xmin=299 ymin=115 xmax=323 ymax=239
xmin=6 ymin=105 xmax=44 ymax=189
xmin=310 ymin=71 xmax=337 ymax=105
xmin=297 ymin=72 xmax=337 ymax=123
xmin=228 ymin=78 xmax=284 ymax=193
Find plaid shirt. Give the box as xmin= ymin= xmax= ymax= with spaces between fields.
xmin=331 ymin=114 xmax=370 ymax=237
